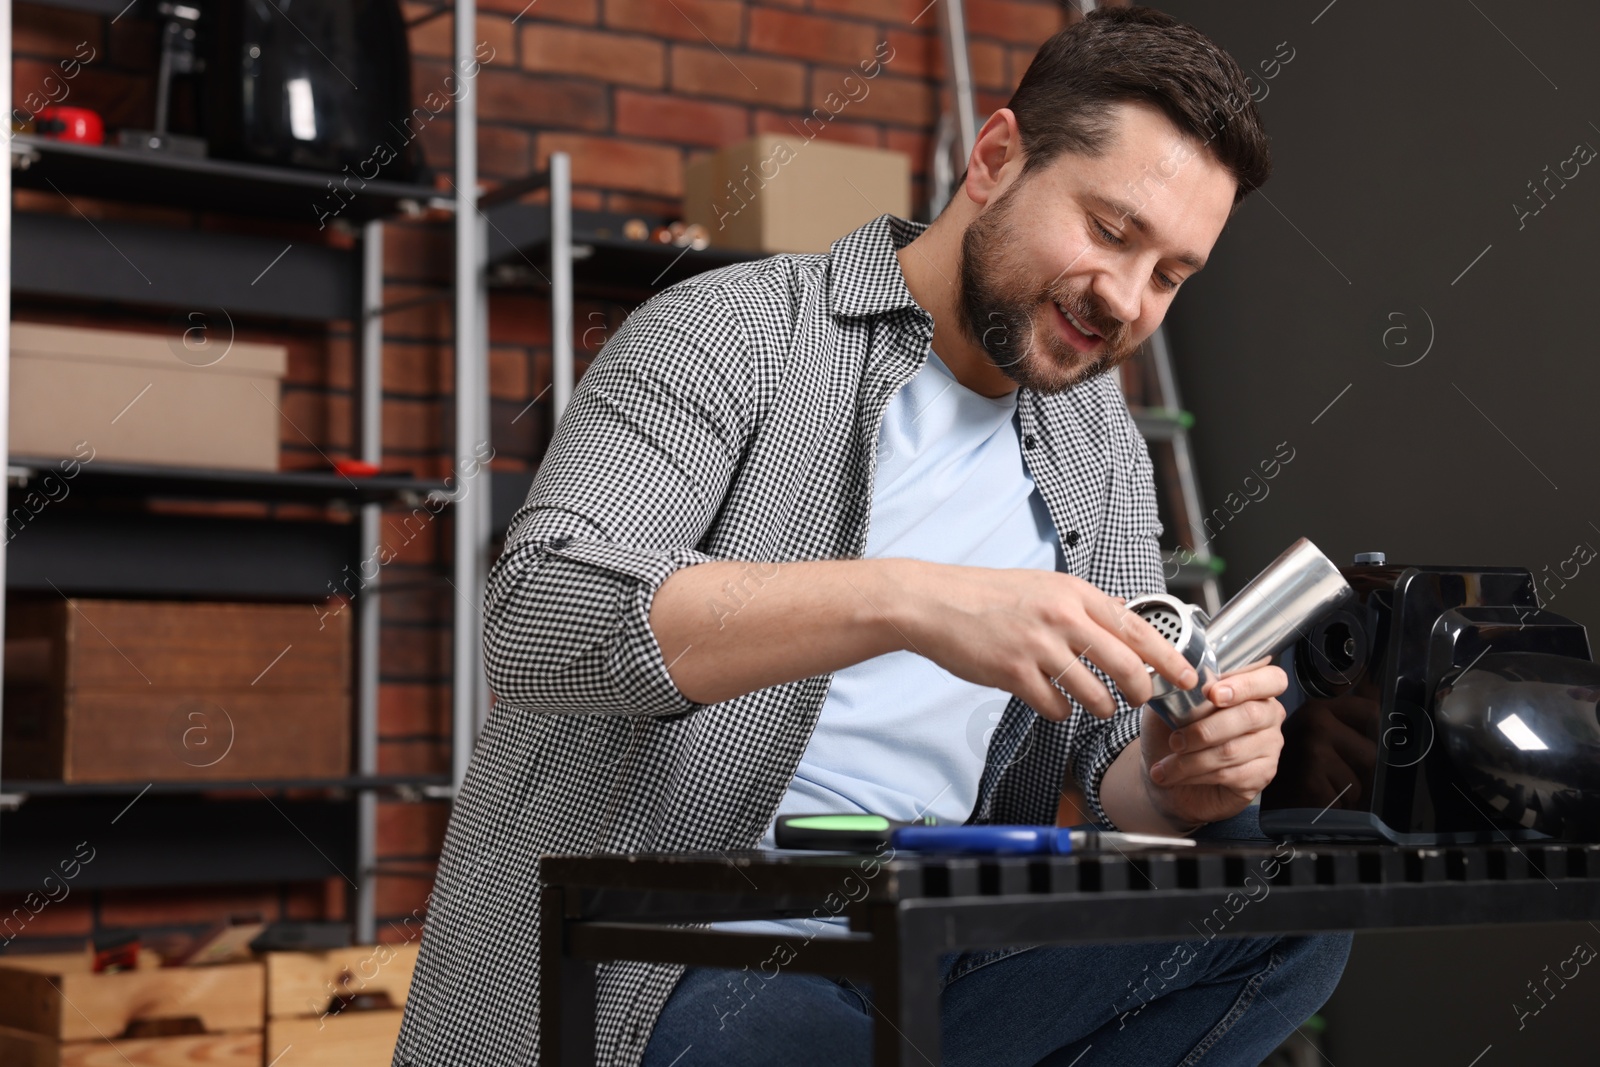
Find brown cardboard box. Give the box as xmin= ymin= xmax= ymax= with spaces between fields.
xmin=264 ymin=942 xmax=421 ymax=1067
xmin=9 ymin=321 xmax=287 ymax=471
xmin=0 ymin=950 xmax=264 ymax=1066
xmin=2 ymin=598 xmax=351 ymax=783
xmin=683 ymin=134 xmax=912 ymax=254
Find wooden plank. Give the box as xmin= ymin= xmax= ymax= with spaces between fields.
xmin=0 ymin=1023 xmax=263 ymax=1067
xmin=62 ymin=1030 xmax=261 ymax=1067
xmin=265 ymin=943 xmax=420 ymax=1018
xmin=0 ymin=1019 xmax=59 ymax=1066
xmin=29 ymin=599 xmax=350 ymax=691
xmin=0 ymin=957 xmax=263 ymax=1042
xmin=266 ymin=1011 xmax=403 ymax=1067
xmin=59 ymin=689 xmax=350 ymax=782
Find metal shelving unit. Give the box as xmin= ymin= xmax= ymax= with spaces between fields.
xmin=479 ymin=188 xmax=769 ymax=541
xmin=0 ymin=0 xmax=486 ymax=944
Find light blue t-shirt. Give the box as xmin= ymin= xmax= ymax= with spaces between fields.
xmin=716 ymin=348 xmax=1064 ymax=938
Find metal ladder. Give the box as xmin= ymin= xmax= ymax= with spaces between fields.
xmin=1131 ymin=327 xmax=1225 ymax=615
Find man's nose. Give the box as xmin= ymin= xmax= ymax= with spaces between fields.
xmin=1093 ymin=267 xmax=1142 ymax=327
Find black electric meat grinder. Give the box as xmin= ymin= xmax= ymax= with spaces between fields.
xmin=1259 ymin=552 xmax=1600 ymax=844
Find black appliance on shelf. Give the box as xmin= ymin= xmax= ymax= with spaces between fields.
xmin=201 ymin=0 xmax=424 ymax=182
xmin=1260 ymin=554 xmax=1600 ymax=845
xmin=116 ymin=1 xmax=209 ymax=157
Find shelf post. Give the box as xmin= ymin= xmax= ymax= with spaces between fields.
xmin=355 ymin=219 xmax=385 ymax=944
xmin=452 ymin=0 xmax=485 ymax=793
xmin=550 ymin=151 xmax=573 ymax=427
xmin=0 ymin=0 xmax=13 ymax=774
xmin=474 ymin=209 xmax=492 ymax=735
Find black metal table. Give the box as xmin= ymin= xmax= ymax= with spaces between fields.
xmin=540 ymin=840 xmax=1600 ymax=1065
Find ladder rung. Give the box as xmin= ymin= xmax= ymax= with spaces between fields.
xmin=1162 ymin=551 xmax=1225 ymax=586
xmin=1129 ymin=407 xmax=1194 ymax=439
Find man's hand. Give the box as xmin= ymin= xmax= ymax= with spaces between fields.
xmin=898 ymin=565 xmax=1199 ymax=723
xmin=1136 ymin=658 xmax=1288 ymax=829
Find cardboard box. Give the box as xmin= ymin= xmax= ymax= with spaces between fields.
xmin=683 ymin=134 xmax=912 ymax=254
xmin=264 ymin=942 xmax=421 ymax=1067
xmin=9 ymin=321 xmax=287 ymax=471
xmin=2 ymin=598 xmax=351 ymax=783
xmin=0 ymin=950 xmax=263 ymax=1066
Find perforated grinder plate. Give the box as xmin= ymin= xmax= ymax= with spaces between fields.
xmin=1136 ymin=604 xmax=1184 ymax=646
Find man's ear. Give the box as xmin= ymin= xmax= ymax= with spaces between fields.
xmin=965 ymin=108 xmax=1024 ymax=209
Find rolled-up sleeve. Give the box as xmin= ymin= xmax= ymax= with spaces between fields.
xmin=1069 ymin=393 xmax=1168 ymax=827
xmin=483 ymin=283 xmax=752 ymax=718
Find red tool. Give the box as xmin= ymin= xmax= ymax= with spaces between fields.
xmin=35 ymin=105 xmax=104 ymax=145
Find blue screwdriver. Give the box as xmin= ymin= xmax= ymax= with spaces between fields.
xmin=890 ymin=824 xmax=1196 ymax=855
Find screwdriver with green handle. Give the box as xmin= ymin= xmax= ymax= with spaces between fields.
xmin=774 ymin=814 xmax=1195 ymax=854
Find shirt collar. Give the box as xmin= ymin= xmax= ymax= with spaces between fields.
xmin=828 ymin=212 xmax=933 ymax=320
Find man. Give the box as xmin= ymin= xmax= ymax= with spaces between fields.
xmin=392 ymin=8 xmax=1351 ymax=1067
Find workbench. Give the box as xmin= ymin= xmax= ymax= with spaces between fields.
xmin=539 ymin=840 xmax=1600 ymax=1065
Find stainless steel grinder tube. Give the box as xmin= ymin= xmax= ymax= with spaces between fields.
xmin=1123 ymin=537 xmax=1353 ymax=727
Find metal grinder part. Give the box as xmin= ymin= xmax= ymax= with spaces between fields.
xmin=1123 ymin=537 xmax=1354 ymax=727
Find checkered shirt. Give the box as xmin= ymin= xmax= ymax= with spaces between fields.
xmin=391 ymin=212 xmax=1167 ymax=1067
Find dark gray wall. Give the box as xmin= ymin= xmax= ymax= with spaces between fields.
xmin=1154 ymin=0 xmax=1599 ymax=628
xmin=1152 ymin=3 xmax=1600 ymax=1063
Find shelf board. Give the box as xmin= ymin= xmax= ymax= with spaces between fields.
xmin=0 ymin=793 xmax=360 ymax=891
xmin=0 ymin=774 xmax=453 ymax=800
xmin=9 ymin=456 xmax=450 ymax=506
xmin=11 ymin=133 xmax=449 ymax=225
xmin=13 ymin=209 xmax=360 ymax=320
xmin=21 ymin=0 xmax=130 ymax=13
xmin=7 ymin=510 xmax=359 ymax=599
xmin=484 ymin=205 xmax=768 ymax=296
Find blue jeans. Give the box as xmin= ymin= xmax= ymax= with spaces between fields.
xmin=641 ymin=810 xmax=1351 ymax=1066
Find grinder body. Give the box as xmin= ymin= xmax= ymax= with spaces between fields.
xmin=1259 ymin=559 xmax=1600 ymax=843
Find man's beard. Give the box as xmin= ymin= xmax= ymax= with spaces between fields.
xmin=956 ymin=181 xmax=1140 ymax=393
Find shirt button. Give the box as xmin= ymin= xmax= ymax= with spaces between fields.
xmin=1064 ymin=531 xmax=1081 ymax=547
xmin=1023 ymin=434 xmax=1037 ymax=449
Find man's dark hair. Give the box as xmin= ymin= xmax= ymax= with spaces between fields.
xmin=964 ymin=6 xmax=1271 ymax=206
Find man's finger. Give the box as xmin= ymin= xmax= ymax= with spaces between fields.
xmin=1025 ymin=672 xmax=1087 ymax=723
xmin=1171 ymin=698 xmax=1286 ymax=754
xmin=1163 ymin=754 xmax=1280 ymax=795
xmin=1155 ymin=726 xmax=1270 ymax=784
xmin=1071 ymin=621 xmax=1160 ymax=710
xmin=1206 ymin=661 xmax=1286 ymax=707
xmin=1040 ymin=643 xmax=1121 ymax=718
xmin=1098 ymin=598 xmax=1200 ymax=693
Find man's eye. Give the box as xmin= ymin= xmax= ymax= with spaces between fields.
xmin=1092 ymin=219 xmax=1123 ymax=246
xmin=1156 ymin=272 xmax=1179 ymax=292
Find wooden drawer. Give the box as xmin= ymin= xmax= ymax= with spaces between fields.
xmin=3 ymin=598 xmax=350 ymax=782
xmin=265 ymin=942 xmax=419 ymax=1018
xmin=0 ymin=1023 xmax=262 ymax=1066
xmin=0 ymin=952 xmax=263 ymax=1056
xmin=266 ymin=1012 xmax=403 ymax=1067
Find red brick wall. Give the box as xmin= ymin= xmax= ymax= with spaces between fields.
xmin=1 ymin=0 xmax=1073 ymax=955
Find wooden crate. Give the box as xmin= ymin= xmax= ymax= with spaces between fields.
xmin=0 ymin=951 xmax=262 ymax=1066
xmin=2 ymin=598 xmax=350 ymax=782
xmin=263 ymin=942 xmax=420 ymax=1067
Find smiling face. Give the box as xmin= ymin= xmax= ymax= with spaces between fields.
xmin=955 ymin=101 xmax=1238 ymax=393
